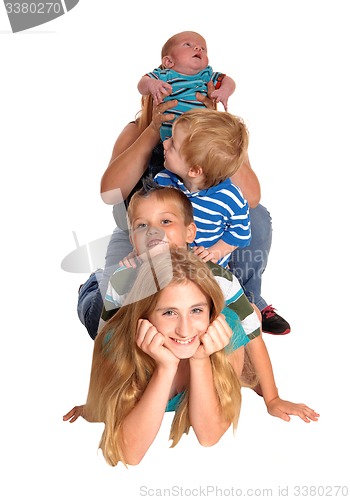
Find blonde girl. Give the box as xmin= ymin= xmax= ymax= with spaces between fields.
xmin=65 ymin=248 xmax=244 ymax=466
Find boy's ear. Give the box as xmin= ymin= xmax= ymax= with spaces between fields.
xmin=162 ymin=55 xmax=174 ymax=69
xmin=186 ymin=222 xmax=197 ymax=244
xmin=188 ymin=166 xmax=203 ymax=178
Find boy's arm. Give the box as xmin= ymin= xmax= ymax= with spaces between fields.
xmin=193 ymin=240 xmax=235 ymax=263
xmin=220 ymin=184 xmax=252 ymax=258
xmin=201 ymin=239 xmax=237 ymax=263
xmin=201 ymin=195 xmax=251 ymax=263
xmin=206 ymin=260 xmax=261 ymax=340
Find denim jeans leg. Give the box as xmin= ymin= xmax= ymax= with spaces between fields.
xmin=229 ymin=204 xmax=272 ymax=311
xmin=77 ymin=226 xmax=133 ymax=339
xmin=77 ymin=270 xmax=104 ymax=340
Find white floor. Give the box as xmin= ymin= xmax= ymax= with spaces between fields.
xmin=1 ymin=2 xmax=349 ymax=499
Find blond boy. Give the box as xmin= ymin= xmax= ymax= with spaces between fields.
xmin=155 ymin=108 xmax=251 ymax=267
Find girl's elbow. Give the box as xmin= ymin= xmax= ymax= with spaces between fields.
xmin=247 ymin=191 xmax=261 ymax=208
xmin=122 ymin=448 xmax=147 ymax=466
xmin=100 ymin=184 xmax=126 ymax=205
xmin=100 ymin=189 xmax=115 ymax=205
xmin=196 ymin=427 xmax=228 ymax=447
xmin=125 ymin=455 xmax=145 ymax=466
xmin=195 ymin=422 xmax=230 ymax=448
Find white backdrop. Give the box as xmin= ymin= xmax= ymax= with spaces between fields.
xmin=1 ymin=1 xmax=349 ymax=499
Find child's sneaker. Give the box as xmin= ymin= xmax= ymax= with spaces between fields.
xmin=261 ymin=305 xmax=291 ymax=335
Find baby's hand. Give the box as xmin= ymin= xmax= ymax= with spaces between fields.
xmin=210 ymin=88 xmax=231 ymax=111
xmin=148 ymin=79 xmax=173 ymax=105
xmin=266 ymin=397 xmax=320 ymax=423
xmin=63 ymin=405 xmax=85 ymax=423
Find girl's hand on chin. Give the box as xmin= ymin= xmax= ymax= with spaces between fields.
xmin=192 ymin=314 xmax=231 ymax=360
xmin=136 ymin=319 xmax=179 ymax=370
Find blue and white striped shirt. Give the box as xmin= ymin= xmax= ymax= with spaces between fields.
xmin=154 ymin=170 xmax=251 ymax=267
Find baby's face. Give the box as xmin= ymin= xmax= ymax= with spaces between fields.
xmin=166 ymin=32 xmax=208 ymax=75
xmin=130 ymin=196 xmax=195 ymax=257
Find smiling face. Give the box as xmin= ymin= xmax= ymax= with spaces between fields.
xmin=148 ymin=280 xmax=210 ymax=359
xmin=162 ymin=31 xmax=209 ymax=75
xmin=130 ymin=195 xmax=196 ymax=257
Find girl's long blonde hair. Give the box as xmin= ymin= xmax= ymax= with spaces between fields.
xmin=85 ymin=248 xmax=242 ymax=466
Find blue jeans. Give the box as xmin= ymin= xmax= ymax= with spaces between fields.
xmin=77 ymin=227 xmax=132 ymax=340
xmin=229 ymin=204 xmax=272 ymax=311
xmin=77 ymin=204 xmax=272 ymax=339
